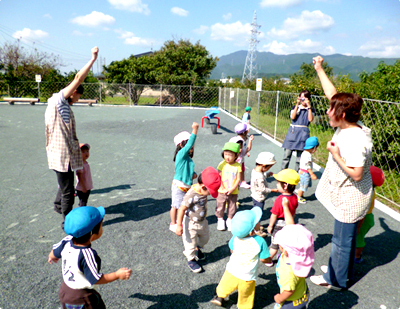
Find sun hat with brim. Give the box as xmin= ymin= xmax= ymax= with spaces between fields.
xmin=231 ymin=207 xmax=262 ymax=238
xmin=273 ymin=169 xmax=300 ymax=185
xmin=245 ymin=107 xmax=252 ymax=112
xmin=234 ymin=122 xmax=248 ymax=134
xmin=229 ymin=136 xmax=244 ymax=144
xmin=201 ymin=166 xmax=221 ymax=198
xmin=256 ymin=152 xmax=277 ymax=165
xmin=274 ymin=224 xmax=315 ymax=278
xmin=79 ymin=143 xmax=90 ymax=149
xmin=370 ymin=166 xmax=385 ymax=187
xmin=174 ymin=131 xmax=191 ymax=146
xmin=64 ymin=206 xmax=106 ymax=238
xmin=304 ymin=137 xmax=319 ymax=150
xmin=223 ymin=142 xmax=240 ymax=154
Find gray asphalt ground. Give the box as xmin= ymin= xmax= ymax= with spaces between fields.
xmin=0 ymin=104 xmax=399 ymax=309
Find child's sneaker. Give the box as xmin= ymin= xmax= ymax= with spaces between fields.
xmin=188 ymin=259 xmax=202 ymax=273
xmin=354 ymin=256 xmax=364 ymax=264
xmin=169 ymin=223 xmax=177 ymax=233
xmin=240 ymin=181 xmax=251 ymax=189
xmin=195 ymin=248 xmax=205 ymax=261
xmin=210 ymin=296 xmax=224 ymax=307
xmin=298 ymin=197 xmax=306 ymax=204
xmin=217 ymin=218 xmax=226 ymax=231
xmin=226 ymin=218 xmax=232 ymax=231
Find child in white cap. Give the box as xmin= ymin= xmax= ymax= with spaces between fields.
xmin=48 ymin=206 xmax=132 ymax=309
xmin=170 ymin=122 xmax=199 ymax=233
xmin=175 ymin=167 xmax=221 ymax=273
xmin=211 ymin=207 xmax=271 ymax=309
xmin=251 ymin=152 xmax=279 ymax=237
xmin=274 ymin=201 xmax=315 ymax=309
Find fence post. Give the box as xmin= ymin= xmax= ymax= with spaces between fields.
xmin=274 ymin=91 xmax=280 ymax=140
xmin=257 ymin=91 xmax=260 ymax=127
xmin=236 ymin=88 xmax=239 ymax=117
xmin=218 ymin=87 xmax=221 ymax=109
xmin=190 ymin=85 xmax=192 ymax=108
xmin=229 ymin=88 xmax=232 ymax=113
xmin=246 ymin=88 xmax=250 ymax=108
xmin=8 ymin=84 xmax=10 ymax=96
xmin=160 ymin=84 xmax=163 ymax=107
xmin=99 ymin=83 xmax=102 ymax=104
xmin=38 ymin=82 xmax=41 ymax=101
xmin=129 ymin=84 xmax=132 ymax=105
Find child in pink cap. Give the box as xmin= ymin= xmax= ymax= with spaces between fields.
xmin=273 ymin=199 xmax=314 ymax=309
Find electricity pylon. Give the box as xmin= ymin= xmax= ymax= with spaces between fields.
xmin=242 ymin=10 xmax=261 ymax=83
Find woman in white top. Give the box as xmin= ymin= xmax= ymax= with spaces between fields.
xmin=310 ymin=56 xmax=373 ymax=290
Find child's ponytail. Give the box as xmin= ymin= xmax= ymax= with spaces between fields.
xmin=173 ymin=140 xmax=191 ymax=162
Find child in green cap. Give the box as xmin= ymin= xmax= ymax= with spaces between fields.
xmin=216 ymin=142 xmax=242 ymax=231
xmin=242 ymin=106 xmax=251 ymax=124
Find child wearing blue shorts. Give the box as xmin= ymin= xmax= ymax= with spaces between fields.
xmin=297 ymin=137 xmax=319 ymax=204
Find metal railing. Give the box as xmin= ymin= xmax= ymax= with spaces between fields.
xmin=220 ymin=88 xmax=400 ymax=209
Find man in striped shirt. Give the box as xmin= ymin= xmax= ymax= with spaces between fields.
xmin=45 ymin=46 xmax=99 ymax=229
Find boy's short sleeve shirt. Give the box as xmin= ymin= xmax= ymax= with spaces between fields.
xmin=276 ymin=255 xmax=307 ymax=301
xmin=271 ymin=194 xmax=298 ymax=218
xmin=226 ymin=235 xmax=270 ymax=281
xmin=242 ymin=112 xmax=250 ymax=123
xmin=299 ymin=151 xmax=313 ymax=171
xmin=251 ymin=169 xmax=271 ymax=202
xmin=52 ymin=236 xmax=103 ymax=289
xmin=217 ymin=160 xmax=242 ymax=194
xmin=181 ymin=187 xmax=208 ymax=222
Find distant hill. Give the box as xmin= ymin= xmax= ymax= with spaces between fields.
xmin=210 ymin=51 xmax=399 ymax=81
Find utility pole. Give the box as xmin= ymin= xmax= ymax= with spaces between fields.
xmin=242 ymin=10 xmax=261 ymax=83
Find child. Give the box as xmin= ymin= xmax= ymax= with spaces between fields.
xmin=75 ymin=143 xmax=93 ymax=207
xmin=210 ymin=207 xmax=271 ymax=309
xmin=216 ymin=142 xmax=242 ymax=231
xmin=297 ymin=137 xmax=319 ymax=204
xmin=251 ymin=152 xmax=279 ymax=237
xmin=267 ymin=169 xmax=300 ymax=265
xmin=175 ymin=167 xmax=221 ymax=273
xmin=234 ymin=122 xmax=254 ymax=189
xmin=242 ymin=106 xmax=251 ymax=124
xmin=170 ymin=122 xmax=199 ymax=233
xmin=48 ymin=206 xmax=132 ymax=309
xmin=273 ymin=200 xmax=315 ymax=309
xmin=355 ymin=165 xmax=385 ymax=263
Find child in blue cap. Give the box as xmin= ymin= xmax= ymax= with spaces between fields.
xmin=211 ymin=207 xmax=271 ymax=309
xmin=48 ymin=206 xmax=132 ymax=309
xmin=297 ymin=136 xmax=319 ymax=204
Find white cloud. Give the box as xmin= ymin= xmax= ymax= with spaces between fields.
xmin=108 ymin=0 xmax=150 ymax=15
xmin=359 ymin=38 xmax=400 ymax=57
xmin=71 ymin=11 xmax=115 ymax=27
xmin=115 ymin=29 xmax=153 ymax=46
xmin=262 ymin=39 xmax=335 ymax=55
xmin=193 ymin=25 xmax=209 ymax=35
xmin=12 ymin=28 xmax=48 ymax=42
xmin=223 ymin=13 xmax=232 ymax=21
xmin=260 ymin=0 xmax=302 ymax=8
xmin=43 ymin=14 xmax=52 ymax=19
xmin=211 ymin=21 xmax=264 ymax=43
xmin=72 ymin=30 xmax=93 ymax=37
xmin=375 ymin=25 xmax=383 ymax=31
xmin=171 ymin=7 xmax=189 ymax=17
xmin=268 ymin=10 xmax=334 ymax=39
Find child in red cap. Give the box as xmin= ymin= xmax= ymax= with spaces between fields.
xmin=175 ymin=167 xmax=221 ymax=273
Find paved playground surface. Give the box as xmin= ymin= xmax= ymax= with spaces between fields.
xmin=0 ymin=104 xmax=399 ymax=309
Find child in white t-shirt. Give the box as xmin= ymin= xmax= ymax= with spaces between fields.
xmin=297 ymin=137 xmax=319 ymax=204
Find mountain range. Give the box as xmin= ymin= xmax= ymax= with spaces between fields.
xmin=210 ymin=51 xmax=399 ymax=81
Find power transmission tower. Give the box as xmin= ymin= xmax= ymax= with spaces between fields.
xmin=242 ymin=10 xmax=261 ymax=83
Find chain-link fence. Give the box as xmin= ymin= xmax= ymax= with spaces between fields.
xmin=0 ymin=82 xmax=219 ymax=108
xmin=220 ymin=88 xmax=400 ymax=210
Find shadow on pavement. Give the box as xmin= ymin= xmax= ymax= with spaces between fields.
xmin=103 ymin=197 xmax=170 ymax=226
xmin=308 ymin=289 xmax=359 ymax=309
xmin=129 ymin=283 xmax=217 ymax=308
xmin=91 ymin=184 xmax=134 ymax=194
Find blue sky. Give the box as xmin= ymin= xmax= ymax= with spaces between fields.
xmin=1 ymin=0 xmax=400 ymax=75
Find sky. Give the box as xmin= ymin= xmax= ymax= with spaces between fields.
xmin=1 ymin=0 xmax=400 ymax=75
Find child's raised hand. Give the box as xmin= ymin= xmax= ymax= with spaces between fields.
xmin=249 ymin=135 xmax=254 ymax=141
xmin=116 ymin=267 xmax=132 ymax=280
xmin=192 ymin=122 xmax=199 ymax=130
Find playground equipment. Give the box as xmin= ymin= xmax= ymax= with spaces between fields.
xmin=201 ymin=107 xmax=220 ymax=134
